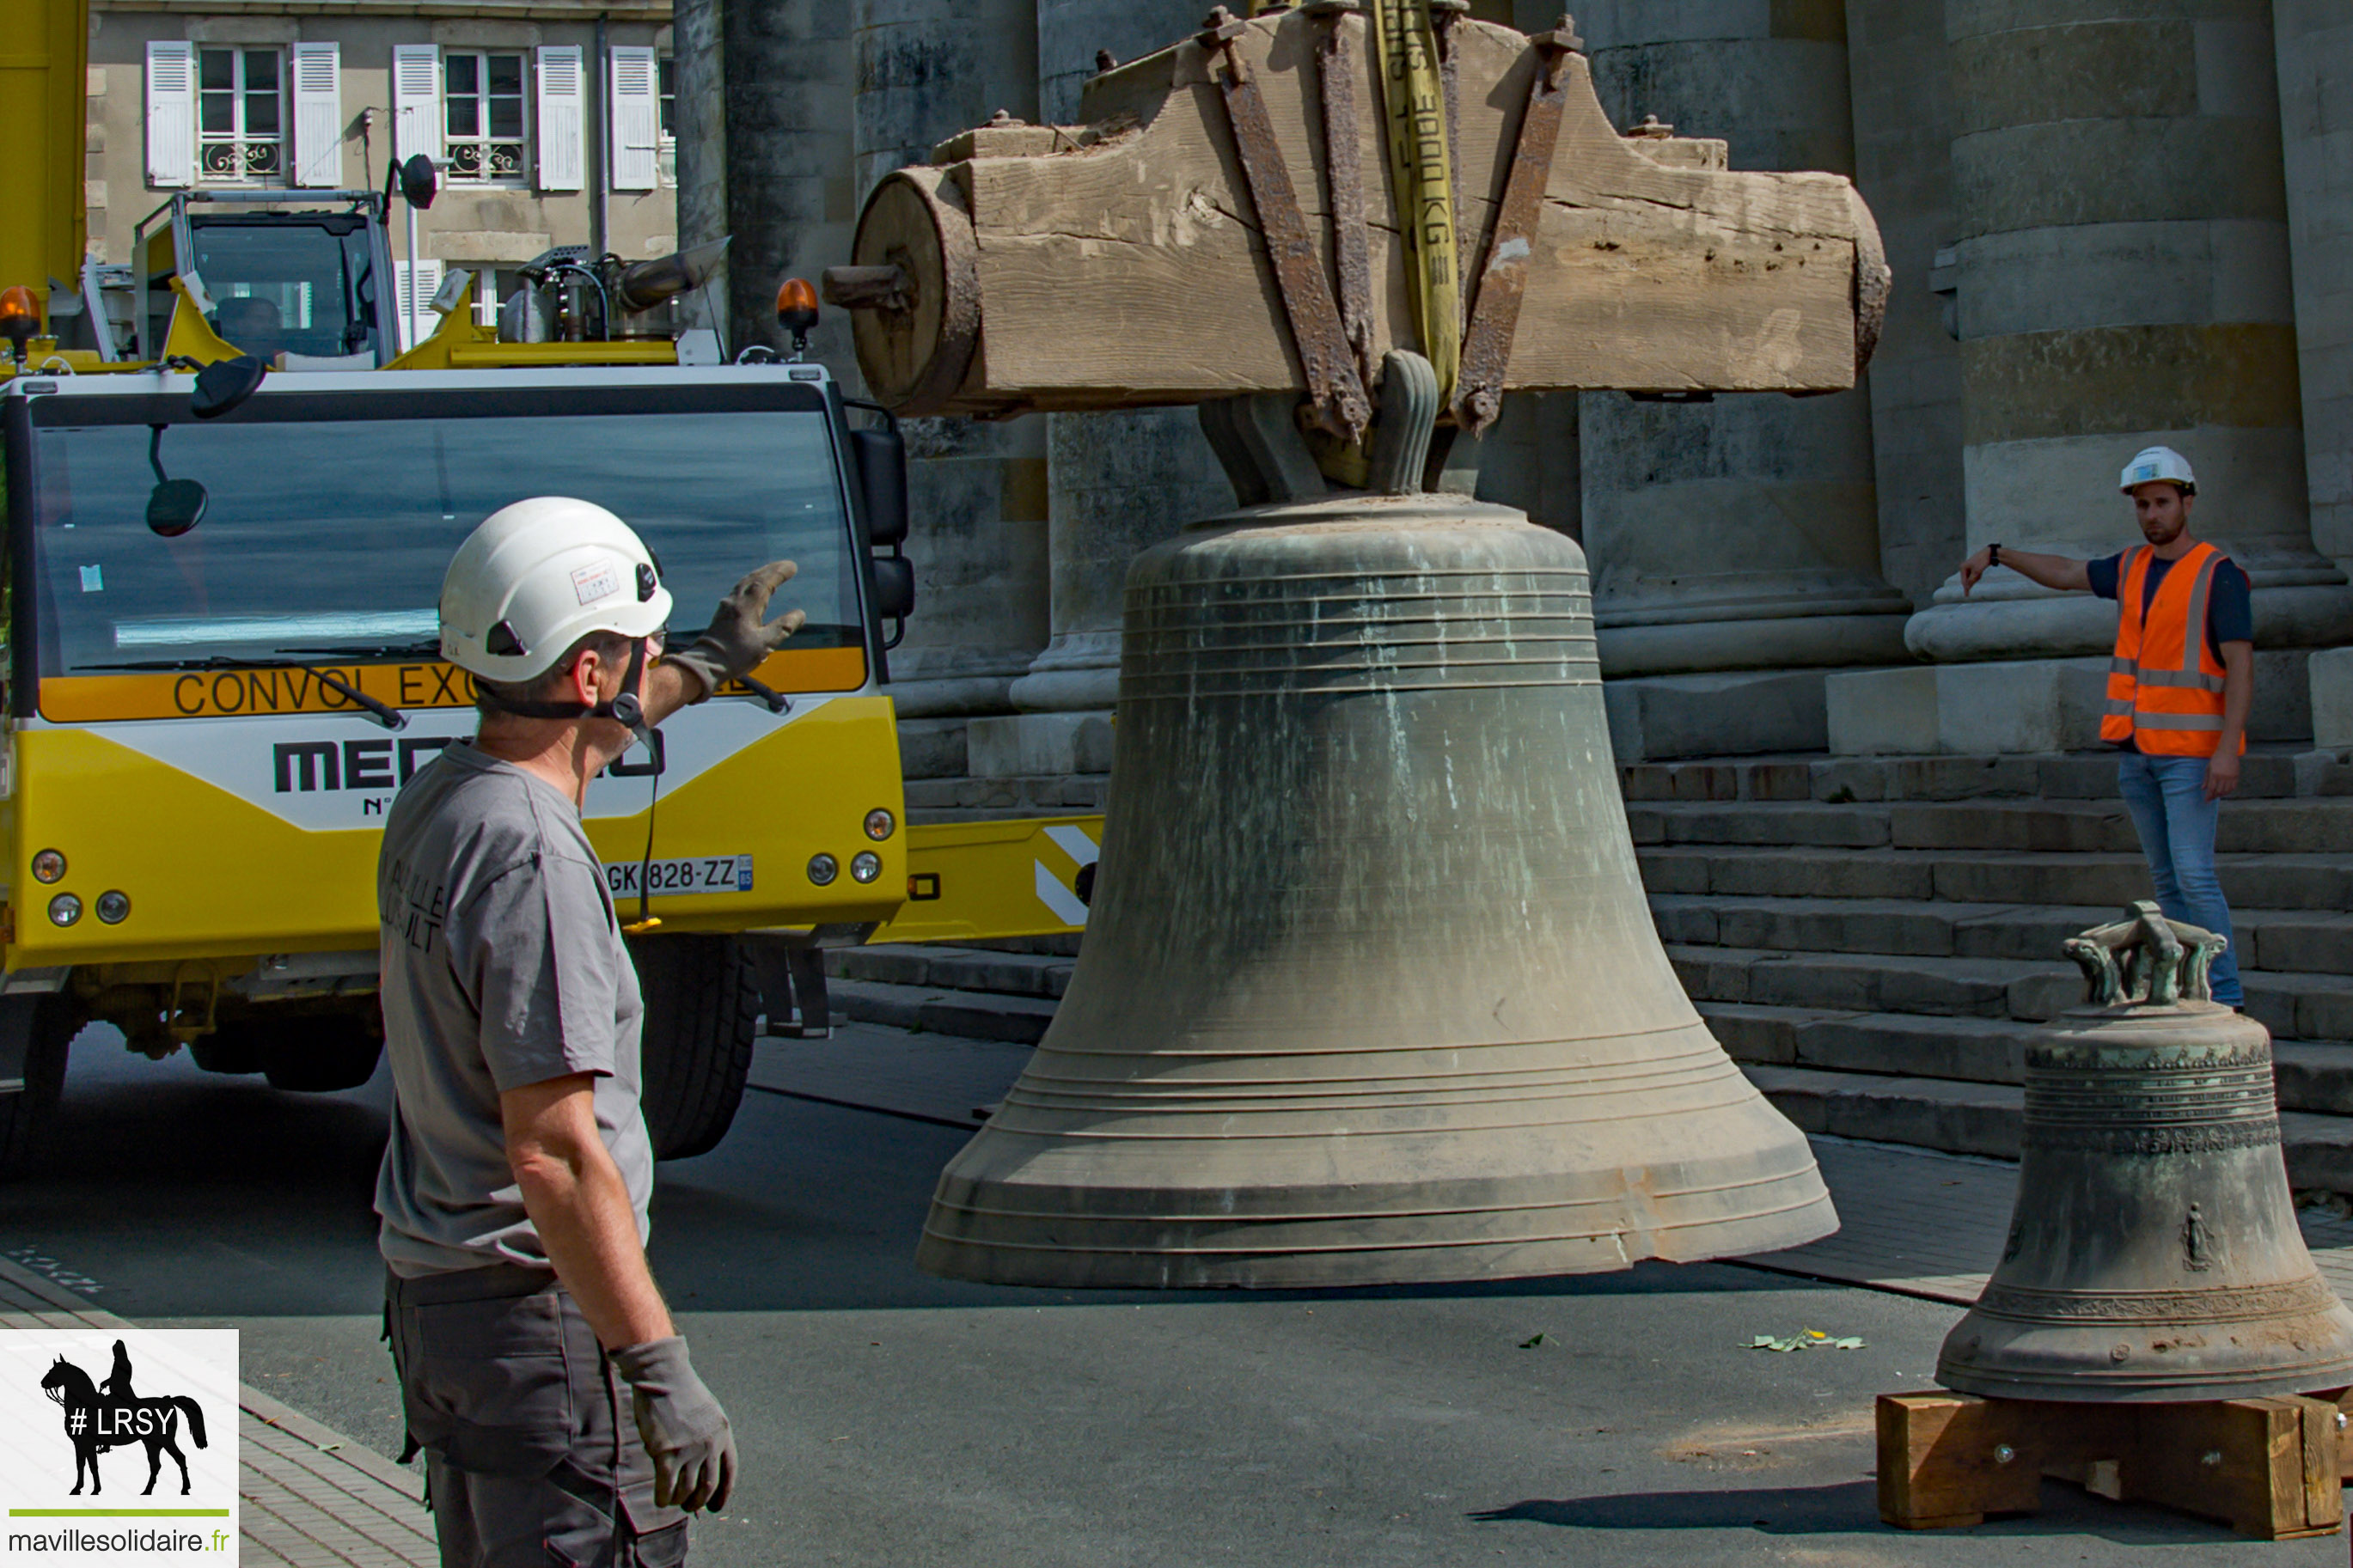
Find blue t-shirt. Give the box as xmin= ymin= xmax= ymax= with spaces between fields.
xmin=2087 ymin=549 xmax=2252 ymax=666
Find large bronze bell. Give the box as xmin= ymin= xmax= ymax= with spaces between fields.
xmin=915 ymin=496 xmax=1838 ymax=1289
xmin=1939 ymin=902 xmax=2353 ymax=1400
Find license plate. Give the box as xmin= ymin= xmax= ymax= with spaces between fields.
xmin=604 ymin=855 xmax=755 ymax=898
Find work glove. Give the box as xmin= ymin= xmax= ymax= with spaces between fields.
xmin=664 ymin=560 xmax=807 ymax=701
xmin=611 ymin=1336 xmax=737 ymax=1513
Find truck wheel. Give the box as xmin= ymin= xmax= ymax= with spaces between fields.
xmin=258 ymin=1016 xmax=385 ymax=1093
xmin=189 ymin=1031 xmax=266 ymax=1076
xmin=0 ymin=995 xmax=81 ymax=1176
xmin=629 ymin=935 xmax=760 ymax=1161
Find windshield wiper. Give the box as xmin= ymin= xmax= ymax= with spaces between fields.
xmin=76 ymin=656 xmax=407 ymax=730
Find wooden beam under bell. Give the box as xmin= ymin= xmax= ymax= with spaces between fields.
xmin=1878 ymin=1389 xmax=2344 ymax=1541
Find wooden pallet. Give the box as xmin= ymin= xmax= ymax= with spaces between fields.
xmin=1878 ymin=1390 xmax=2344 ymax=1540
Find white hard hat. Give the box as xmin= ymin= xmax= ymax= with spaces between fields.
xmin=440 ymin=497 xmax=674 ymax=684
xmin=2120 ymin=445 xmax=2197 ymax=495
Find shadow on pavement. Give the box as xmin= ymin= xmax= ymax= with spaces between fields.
xmin=1474 ymin=1479 xmax=2248 ymax=1546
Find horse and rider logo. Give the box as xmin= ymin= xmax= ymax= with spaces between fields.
xmin=37 ymin=1339 xmax=210 ymax=1495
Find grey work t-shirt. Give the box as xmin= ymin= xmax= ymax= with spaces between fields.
xmin=373 ymin=742 xmax=653 ymax=1278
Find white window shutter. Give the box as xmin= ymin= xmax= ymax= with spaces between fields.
xmin=144 ymin=40 xmax=196 ymax=188
xmin=291 ymin=42 xmax=343 ymax=188
xmin=608 ymin=46 xmax=658 ymax=192
xmin=536 ymin=46 xmax=585 ymax=193
xmin=392 ymin=44 xmax=442 ymax=165
xmin=393 ymin=259 xmax=443 ymax=351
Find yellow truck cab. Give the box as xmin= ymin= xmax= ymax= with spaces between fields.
xmin=0 ymin=97 xmax=1105 ymax=1168
xmin=0 ymin=353 xmax=921 ymax=1156
xmin=0 ymin=309 xmax=1104 ymax=1175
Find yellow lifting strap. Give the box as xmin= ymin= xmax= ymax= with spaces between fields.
xmin=1244 ymin=0 xmax=1462 ymax=421
xmin=1366 ymin=0 xmax=1461 ymax=408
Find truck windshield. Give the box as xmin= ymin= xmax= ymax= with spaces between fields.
xmin=26 ymin=394 xmax=863 ymax=680
xmin=186 ymin=217 xmax=378 ymax=361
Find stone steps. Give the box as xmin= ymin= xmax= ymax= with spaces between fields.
xmin=863 ymin=739 xmax=2353 ymax=1190
xmin=1744 ymin=1065 xmax=2353 ymax=1193
xmin=1655 ymin=893 xmax=2353 ymax=973
xmin=1640 ymin=845 xmax=2353 ymax=910
xmin=822 ymin=978 xmax=1059 ymax=1046
xmin=1666 ymin=943 xmax=2081 ymax=1021
xmin=903 ymin=773 xmax=1108 ymax=824
xmin=830 ymin=943 xmax=1073 ymax=1000
xmin=1618 ymin=749 xmax=2310 ymax=805
xmin=1628 ymin=796 xmax=2353 ymax=856
xmin=1696 ymin=1001 xmax=2353 ymax=1115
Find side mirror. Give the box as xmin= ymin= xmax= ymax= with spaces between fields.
xmin=871 ymin=555 xmax=915 ymax=622
xmin=400 ymin=154 xmax=439 ymax=210
xmin=851 ymin=426 xmax=908 ymax=547
xmin=147 ymin=479 xmax=208 ymax=538
xmin=189 ymin=355 xmax=266 ymax=418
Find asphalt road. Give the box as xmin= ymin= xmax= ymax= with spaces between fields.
xmin=5 ymin=1029 xmax=2344 ymax=1565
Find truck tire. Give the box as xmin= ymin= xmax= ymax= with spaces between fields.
xmin=0 ymin=995 xmax=81 ymax=1176
xmin=189 ymin=1031 xmax=266 ymax=1076
xmin=629 ymin=935 xmax=760 ymax=1161
xmin=257 ymin=1016 xmax=384 ymax=1093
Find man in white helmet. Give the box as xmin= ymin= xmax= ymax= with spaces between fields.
xmin=377 ymin=496 xmax=804 ymax=1566
xmin=1952 ymin=446 xmax=2253 ymax=1008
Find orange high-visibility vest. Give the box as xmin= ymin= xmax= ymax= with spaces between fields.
xmin=2101 ymin=541 xmax=2242 ymax=757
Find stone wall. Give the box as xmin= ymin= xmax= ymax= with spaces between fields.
xmin=2277 ymin=0 xmax=2353 ymax=570
xmin=680 ymin=0 xmax=2353 ymax=766
xmin=1843 ymin=0 xmax=1965 ymax=607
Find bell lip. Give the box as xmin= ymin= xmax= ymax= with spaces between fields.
xmin=1935 ymin=1361 xmax=2353 ymax=1403
xmin=914 ymin=1193 xmax=1840 ymax=1289
xmin=913 ymin=1186 xmax=1843 ymax=1290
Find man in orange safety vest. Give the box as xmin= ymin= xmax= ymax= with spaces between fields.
xmin=1953 ymin=446 xmax=2253 ymax=1007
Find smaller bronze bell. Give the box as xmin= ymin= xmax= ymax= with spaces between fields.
xmin=1937 ymin=902 xmax=2353 ymax=1401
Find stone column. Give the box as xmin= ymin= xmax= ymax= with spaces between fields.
xmin=974 ymin=0 xmax=1236 ymax=780
xmin=1469 ymin=392 xmax=1581 ymax=542
xmin=1574 ymin=3 xmax=1916 ymax=762
xmin=1842 ymin=0 xmax=2353 ymax=754
xmin=853 ymin=1 xmax=1053 ymax=731
xmin=2275 ymin=3 xmax=2353 ymax=753
xmin=668 ymin=0 xmax=730 ymax=334
xmin=2275 ymin=2 xmax=2353 ymax=570
xmin=1843 ymin=0 xmax=1965 ymax=608
xmin=717 ymin=4 xmax=856 ymax=363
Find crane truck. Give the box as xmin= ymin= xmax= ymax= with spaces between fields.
xmin=0 ymin=0 xmax=1099 ymax=1171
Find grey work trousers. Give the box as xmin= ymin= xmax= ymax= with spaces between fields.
xmin=385 ymin=1265 xmax=689 ymax=1568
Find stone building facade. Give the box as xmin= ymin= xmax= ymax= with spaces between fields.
xmin=676 ymin=1 xmax=2353 ymax=772
xmin=89 ymin=0 xmax=677 ymax=349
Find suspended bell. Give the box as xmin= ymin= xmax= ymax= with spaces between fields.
xmin=915 ymin=485 xmax=1838 ymax=1289
xmin=1939 ymin=902 xmax=2353 ymax=1401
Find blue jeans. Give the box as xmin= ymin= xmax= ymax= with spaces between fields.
xmin=2116 ymin=751 xmax=2242 ymax=1005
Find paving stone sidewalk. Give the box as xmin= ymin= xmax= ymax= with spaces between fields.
xmin=0 ymin=1255 xmax=436 ymax=1568
xmin=752 ymin=1024 xmax=2353 ymax=1306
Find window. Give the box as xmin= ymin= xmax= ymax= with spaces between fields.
xmin=443 ymin=51 xmax=527 ymax=183
xmin=455 ymin=265 xmax=519 ymax=328
xmin=657 ymin=56 xmax=676 ymax=186
xmin=188 ymin=217 xmax=380 ymax=359
xmin=198 ymin=47 xmax=284 ymax=184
